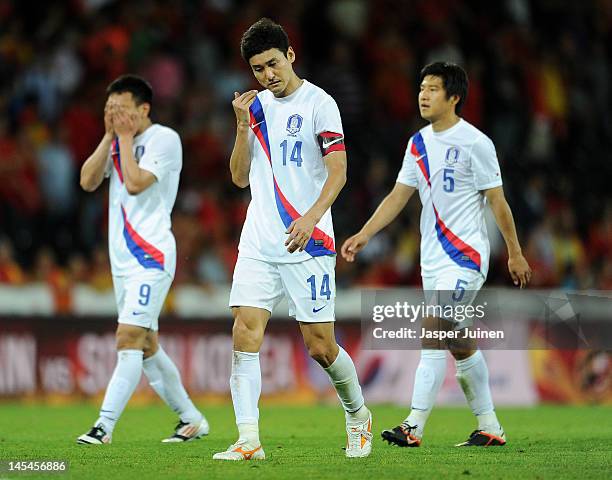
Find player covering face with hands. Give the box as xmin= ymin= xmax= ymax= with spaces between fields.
xmin=77 ymin=75 xmax=208 ymax=445
xmin=342 ymin=62 xmax=531 ymax=448
xmin=213 ymin=18 xmax=372 ymax=461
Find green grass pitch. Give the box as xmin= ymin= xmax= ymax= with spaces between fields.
xmin=0 ymin=403 xmax=610 ymax=479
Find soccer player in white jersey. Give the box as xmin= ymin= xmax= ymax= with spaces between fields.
xmin=342 ymin=62 xmax=532 ymax=447
xmin=76 ymin=75 xmax=208 ymax=444
xmin=213 ymin=19 xmax=372 ymax=461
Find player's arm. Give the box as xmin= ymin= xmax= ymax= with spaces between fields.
xmin=340 ymin=183 xmax=416 ymax=262
xmin=113 ymin=109 xmax=156 ymax=195
xmin=229 ymin=90 xmax=258 ymax=188
xmin=484 ymin=186 xmax=532 ymax=288
xmin=80 ymin=101 xmax=114 ymax=192
xmin=285 ymin=151 xmax=347 ymax=253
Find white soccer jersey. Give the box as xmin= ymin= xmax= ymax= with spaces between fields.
xmin=238 ymin=80 xmax=344 ymax=263
xmin=105 ymin=124 xmax=182 ymax=277
xmin=396 ymin=119 xmax=503 ymax=278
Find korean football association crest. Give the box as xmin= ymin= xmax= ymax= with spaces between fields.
xmin=286 ymin=114 xmax=303 ymax=135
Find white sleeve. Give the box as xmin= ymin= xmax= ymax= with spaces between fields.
xmin=396 ymin=138 xmax=418 ymax=187
xmin=139 ymin=130 xmax=182 ymax=182
xmin=471 ymin=135 xmax=503 ymax=190
xmin=314 ymin=96 xmax=346 ymax=157
xmin=314 ymin=96 xmax=344 ymax=136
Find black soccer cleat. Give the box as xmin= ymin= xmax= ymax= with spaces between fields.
xmin=455 ymin=429 xmax=506 ymax=447
xmin=381 ymin=424 xmax=421 ymax=447
xmin=161 ymin=418 xmax=209 ymax=443
xmin=77 ymin=424 xmax=111 ymax=444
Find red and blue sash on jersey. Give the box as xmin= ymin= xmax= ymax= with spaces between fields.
xmin=121 ymin=206 xmax=165 ymax=270
xmin=112 ymin=137 xmax=124 ymax=183
xmin=113 ymin=140 xmax=165 ymax=270
xmin=412 ymin=132 xmax=481 ymax=272
xmin=249 ymin=97 xmax=336 ymax=257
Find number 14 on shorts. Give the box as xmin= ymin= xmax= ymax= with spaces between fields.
xmin=306 ymin=274 xmax=331 ymax=301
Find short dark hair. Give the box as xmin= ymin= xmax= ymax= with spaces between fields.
xmin=240 ymin=18 xmax=289 ymax=62
xmin=106 ymin=74 xmax=153 ymax=113
xmin=419 ymin=62 xmax=468 ymax=114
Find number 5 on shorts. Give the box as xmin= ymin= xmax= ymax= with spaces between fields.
xmin=452 ymin=279 xmax=468 ymax=302
xmin=138 ymin=284 xmax=151 ymax=306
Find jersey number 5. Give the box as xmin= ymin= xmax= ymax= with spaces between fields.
xmin=443 ymin=168 xmax=455 ymax=192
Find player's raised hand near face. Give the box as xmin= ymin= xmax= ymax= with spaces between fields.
xmin=104 ymin=100 xmax=115 ymax=138
xmin=341 ymin=232 xmax=370 ymax=263
xmin=112 ymin=107 xmax=139 ymax=138
xmin=285 ymin=214 xmax=317 ymax=253
xmin=508 ymin=253 xmax=532 ymax=288
xmin=232 ymin=90 xmax=258 ymax=126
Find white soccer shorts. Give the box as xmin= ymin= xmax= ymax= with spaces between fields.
xmin=422 ymin=267 xmax=486 ymax=324
xmin=229 ymin=255 xmax=336 ymax=323
xmin=113 ymin=270 xmax=173 ymax=331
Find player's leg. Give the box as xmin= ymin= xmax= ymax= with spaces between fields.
xmin=77 ymin=322 xmax=147 ymax=444
xmin=131 ymin=271 xmax=208 ymax=442
xmin=381 ymin=314 xmax=447 ymax=447
xmin=450 ymin=338 xmax=505 ymax=446
xmin=77 ymin=272 xmax=183 ymax=445
xmin=283 ymin=255 xmax=372 ymax=458
xmin=428 ymin=269 xmax=506 ymax=446
xmin=214 ymin=257 xmax=281 ymax=461
xmin=439 ymin=270 xmax=505 ymax=446
xmin=212 ymin=306 xmax=269 ymax=460
xmin=299 ymin=321 xmax=372 ymax=458
xmin=381 ymin=274 xmax=447 ymax=447
xmin=299 ymin=322 xmax=366 ymax=412
xmin=142 ymin=331 xmax=209 ymax=442
xmin=231 ymin=306 xmax=269 ymax=445
xmin=77 ymin=275 xmax=137 ymax=444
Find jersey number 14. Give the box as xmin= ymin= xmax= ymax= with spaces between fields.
xmin=280 ymin=140 xmax=303 ymax=167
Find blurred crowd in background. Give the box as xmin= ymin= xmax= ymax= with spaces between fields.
xmin=0 ymin=0 xmax=611 ymax=299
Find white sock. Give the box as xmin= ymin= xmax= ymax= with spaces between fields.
xmin=323 ymin=346 xmax=366 ymax=421
xmin=230 ymin=351 xmax=261 ymax=444
xmin=96 ymin=349 xmax=143 ymax=434
xmin=455 ymin=350 xmax=502 ymax=433
xmin=143 ymin=346 xmax=202 ymax=424
xmin=404 ymin=349 xmax=447 ymax=438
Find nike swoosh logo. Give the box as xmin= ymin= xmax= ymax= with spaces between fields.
xmin=322 ymin=137 xmax=343 ymax=149
xmin=312 ymin=305 xmax=327 ymax=313
xmin=250 ymin=120 xmax=264 ymax=129
xmin=132 ymin=311 xmax=145 ymax=316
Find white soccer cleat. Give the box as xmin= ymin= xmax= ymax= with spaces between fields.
xmin=212 ymin=441 xmax=265 ymax=461
xmin=77 ymin=424 xmax=112 ymax=445
xmin=162 ymin=418 xmax=210 ymax=443
xmin=345 ymin=409 xmax=373 ymax=458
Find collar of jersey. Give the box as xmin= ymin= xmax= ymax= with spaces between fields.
xmin=133 ymin=123 xmax=158 ymax=142
xmin=431 ymin=118 xmax=463 ymax=137
xmin=270 ymin=79 xmax=308 ymax=102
